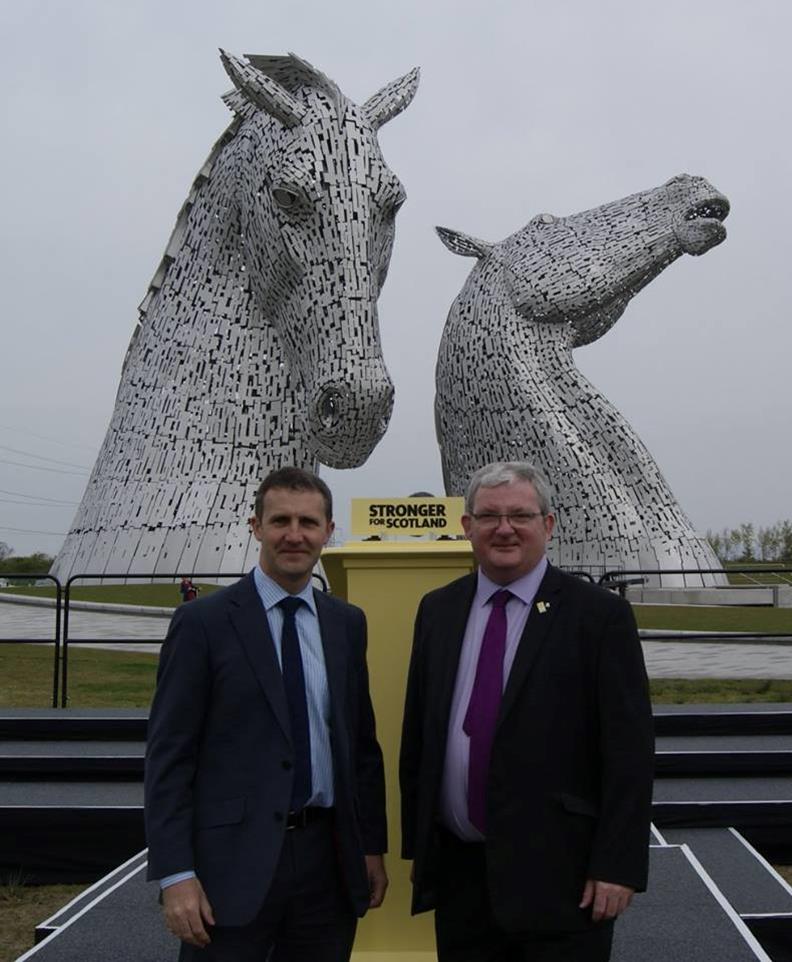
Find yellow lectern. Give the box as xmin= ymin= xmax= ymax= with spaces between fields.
xmin=321 ymin=540 xmax=474 ymax=962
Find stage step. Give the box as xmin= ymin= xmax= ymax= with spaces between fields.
xmin=653 ymin=776 xmax=792 ymax=864
xmin=655 ymin=734 xmax=792 ymax=776
xmin=0 ymin=740 xmax=145 ymax=778
xmin=0 ymin=709 xmax=148 ymax=741
xmin=660 ymin=827 xmax=792 ymax=916
xmin=0 ymin=781 xmax=144 ymax=883
xmin=654 ymin=704 xmax=792 ymax=737
xmin=7 ymin=704 xmax=786 ymax=739
xmin=613 ymin=844 xmax=771 ymax=960
xmin=653 ymin=776 xmax=792 ymax=820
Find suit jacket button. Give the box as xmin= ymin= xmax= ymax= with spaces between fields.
xmin=282 ymin=760 xmax=293 ymax=771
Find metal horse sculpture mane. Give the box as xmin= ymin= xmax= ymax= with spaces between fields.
xmin=52 ymin=51 xmax=419 ymax=582
xmin=435 ymin=174 xmax=729 ymax=584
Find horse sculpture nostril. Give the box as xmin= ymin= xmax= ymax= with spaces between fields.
xmin=318 ymin=388 xmax=344 ymax=429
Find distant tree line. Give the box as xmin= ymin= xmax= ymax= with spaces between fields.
xmin=0 ymin=542 xmax=55 ymax=578
xmin=706 ymin=522 xmax=792 ymax=563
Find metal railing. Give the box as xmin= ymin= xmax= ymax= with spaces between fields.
xmin=0 ymin=570 xmax=329 ymax=706
xmin=0 ymin=573 xmax=62 ymax=706
xmin=599 ymin=565 xmax=792 ymax=589
xmin=598 ymin=566 xmax=792 ymax=644
xmin=61 ymin=572 xmax=254 ymax=709
xmin=1 ymin=565 xmax=789 ymax=707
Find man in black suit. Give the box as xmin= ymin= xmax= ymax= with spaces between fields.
xmin=400 ymin=461 xmax=653 ymax=961
xmin=145 ymin=467 xmax=388 ymax=961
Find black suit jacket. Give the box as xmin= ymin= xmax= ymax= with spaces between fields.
xmin=400 ymin=565 xmax=654 ymax=934
xmin=145 ymin=572 xmax=387 ymax=926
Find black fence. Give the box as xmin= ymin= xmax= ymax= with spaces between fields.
xmin=0 ymin=573 xmax=62 ymax=707
xmin=0 ymin=565 xmax=790 ymax=708
xmin=0 ymin=570 xmax=328 ymax=708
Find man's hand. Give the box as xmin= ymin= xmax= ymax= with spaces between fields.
xmin=579 ymin=879 xmax=634 ymax=922
xmin=365 ymin=854 xmax=389 ymax=908
xmin=162 ymin=877 xmax=215 ymax=947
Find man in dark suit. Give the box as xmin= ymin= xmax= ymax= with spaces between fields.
xmin=400 ymin=461 xmax=653 ymax=961
xmin=145 ymin=467 xmax=388 ymax=961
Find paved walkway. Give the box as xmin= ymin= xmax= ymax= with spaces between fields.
xmin=1 ymin=603 xmax=791 ymax=678
xmin=639 ymin=640 xmax=792 ymax=678
xmin=0 ymin=603 xmax=165 ymax=651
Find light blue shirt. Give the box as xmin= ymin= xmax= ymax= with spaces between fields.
xmin=160 ymin=567 xmax=335 ymax=889
xmin=440 ymin=557 xmax=549 ymax=841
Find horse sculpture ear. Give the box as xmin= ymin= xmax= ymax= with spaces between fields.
xmin=436 ymin=226 xmax=492 ymax=259
xmin=363 ymin=67 xmax=420 ymax=129
xmin=219 ymin=49 xmax=306 ymax=127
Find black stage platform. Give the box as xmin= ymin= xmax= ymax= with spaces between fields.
xmin=5 ymin=705 xmax=792 ymax=958
xmin=15 ymin=843 xmax=785 ymax=962
xmin=614 ymin=844 xmax=774 ymax=961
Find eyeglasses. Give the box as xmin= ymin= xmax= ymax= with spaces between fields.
xmin=470 ymin=512 xmax=544 ymax=530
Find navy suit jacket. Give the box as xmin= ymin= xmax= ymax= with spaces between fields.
xmin=400 ymin=565 xmax=654 ymax=934
xmin=145 ymin=572 xmax=387 ymax=926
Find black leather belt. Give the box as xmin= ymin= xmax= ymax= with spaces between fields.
xmin=285 ymin=806 xmax=333 ymax=830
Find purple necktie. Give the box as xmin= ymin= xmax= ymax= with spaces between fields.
xmin=463 ymin=589 xmax=511 ymax=833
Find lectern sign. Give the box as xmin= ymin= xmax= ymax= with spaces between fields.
xmin=351 ymin=498 xmax=465 ymax=536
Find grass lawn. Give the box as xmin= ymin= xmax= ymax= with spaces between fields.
xmin=649 ymin=678 xmax=792 ymax=703
xmin=2 ymin=642 xmax=792 ymax=710
xmin=0 ymin=880 xmax=84 ymax=962
xmin=0 ymin=582 xmax=219 ymax=607
xmin=634 ymin=604 xmax=792 ymax=633
xmin=0 ymin=644 xmax=158 ymax=709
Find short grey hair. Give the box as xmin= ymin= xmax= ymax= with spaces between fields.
xmin=464 ymin=461 xmax=554 ymax=515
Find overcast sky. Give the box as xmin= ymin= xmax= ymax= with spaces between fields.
xmin=1 ymin=0 xmax=789 ymax=555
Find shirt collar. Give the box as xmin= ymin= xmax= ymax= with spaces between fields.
xmin=475 ymin=556 xmax=548 ymax=608
xmin=252 ymin=565 xmax=317 ymax=615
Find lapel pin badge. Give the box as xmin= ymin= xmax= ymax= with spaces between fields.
xmin=536 ymin=601 xmax=550 ymax=614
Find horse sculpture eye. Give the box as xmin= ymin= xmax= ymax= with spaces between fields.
xmin=272 ymin=187 xmax=299 ymax=210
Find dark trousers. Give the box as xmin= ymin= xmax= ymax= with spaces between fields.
xmin=434 ymin=828 xmax=614 ymax=962
xmin=179 ymin=814 xmax=356 ymax=962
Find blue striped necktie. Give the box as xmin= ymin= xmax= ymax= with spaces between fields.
xmin=278 ymin=596 xmax=312 ymax=812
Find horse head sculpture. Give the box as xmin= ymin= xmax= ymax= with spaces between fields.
xmin=438 ymin=174 xmax=728 ymax=348
xmin=434 ymin=175 xmax=729 ymax=584
xmin=222 ymin=51 xmax=418 ymax=466
xmin=52 ymin=52 xmax=418 ymax=581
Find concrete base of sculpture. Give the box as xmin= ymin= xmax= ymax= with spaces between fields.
xmin=628 ymin=585 xmax=792 ymax=608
